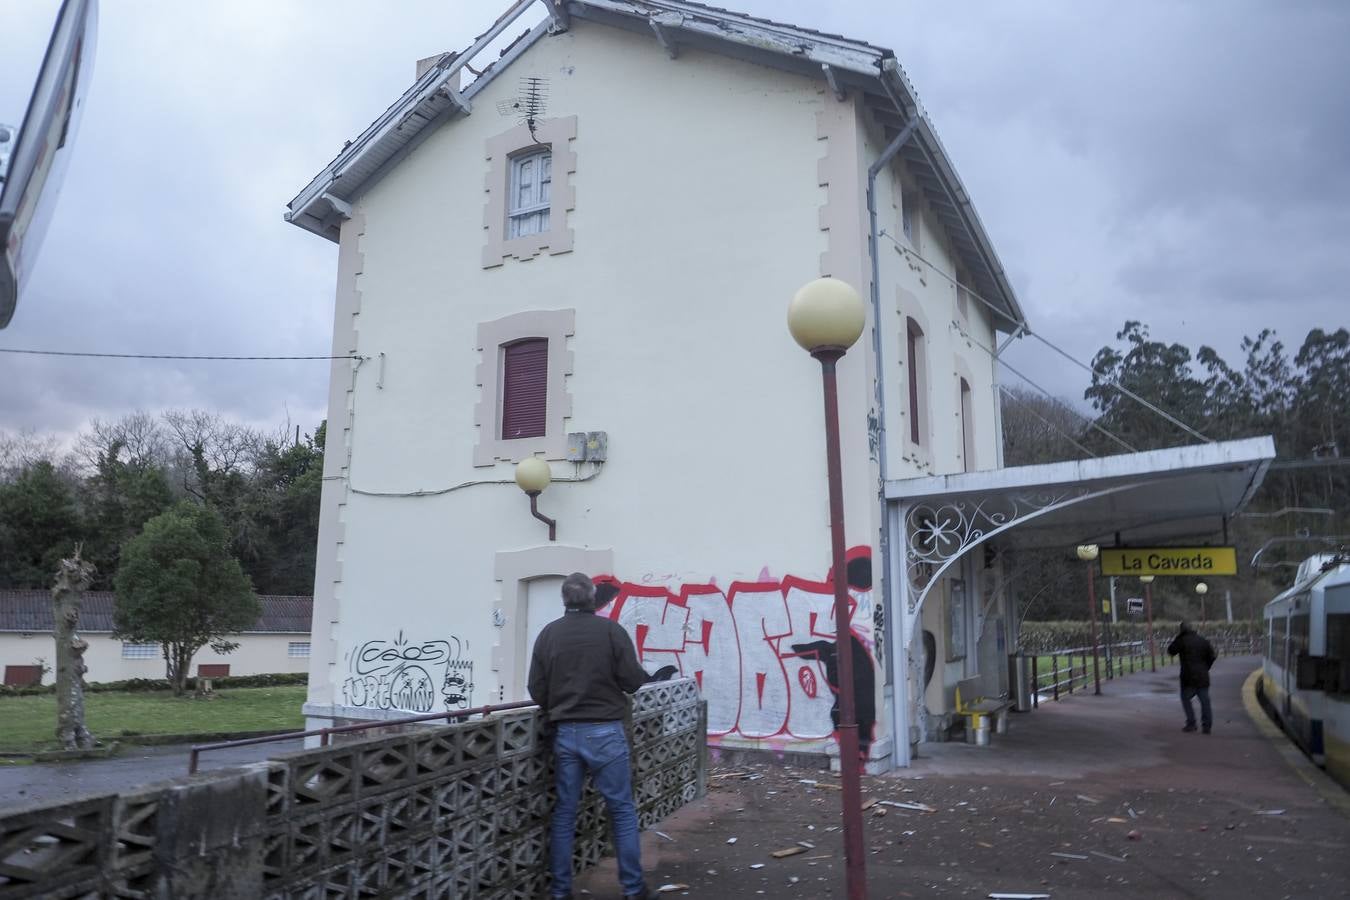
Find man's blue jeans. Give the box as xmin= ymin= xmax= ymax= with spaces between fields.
xmin=549 ymin=720 xmax=644 ymax=898
xmin=1181 ymin=685 xmax=1212 ymax=730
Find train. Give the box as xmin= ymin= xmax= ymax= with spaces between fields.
xmin=1258 ymin=552 xmax=1350 ymax=789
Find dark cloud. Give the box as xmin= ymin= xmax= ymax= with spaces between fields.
xmin=2 ymin=0 xmax=1346 ymax=442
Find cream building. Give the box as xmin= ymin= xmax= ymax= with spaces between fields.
xmin=286 ymin=0 xmax=1029 ymax=770
xmin=0 ymin=591 xmax=312 ymax=685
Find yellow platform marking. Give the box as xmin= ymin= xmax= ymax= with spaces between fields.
xmin=1241 ymin=668 xmax=1350 ymax=818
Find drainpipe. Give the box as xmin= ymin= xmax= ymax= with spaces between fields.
xmin=867 ymin=114 xmax=919 ymax=770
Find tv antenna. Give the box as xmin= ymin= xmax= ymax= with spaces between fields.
xmin=496 ymin=76 xmax=549 ymax=142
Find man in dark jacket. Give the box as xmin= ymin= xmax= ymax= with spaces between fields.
xmin=528 ymin=573 xmax=658 ymax=900
xmin=1167 ymin=621 xmax=1218 ymax=733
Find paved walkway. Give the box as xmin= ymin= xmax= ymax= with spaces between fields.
xmin=577 ymin=656 xmax=1349 ymax=898
xmin=0 ymin=738 xmax=302 ymax=809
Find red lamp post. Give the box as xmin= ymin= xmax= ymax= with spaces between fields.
xmin=1140 ymin=575 xmax=1157 ymax=671
xmin=1077 ymin=544 xmax=1102 ymax=695
xmin=788 ymin=277 xmax=868 ymax=900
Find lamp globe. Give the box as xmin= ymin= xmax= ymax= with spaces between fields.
xmin=515 ymin=457 xmax=552 ymax=494
xmin=787 ymin=277 xmax=865 ymax=352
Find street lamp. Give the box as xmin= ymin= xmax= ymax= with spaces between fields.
xmin=1076 ymin=544 xmax=1103 ymax=695
xmin=515 ymin=457 xmax=556 ymax=541
xmin=1195 ymin=581 xmax=1208 ymax=622
xmin=1140 ymin=575 xmax=1157 ymax=671
xmin=787 ymin=276 xmax=868 ymax=900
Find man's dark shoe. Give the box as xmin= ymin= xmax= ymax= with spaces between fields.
xmin=1182 ymin=723 xmax=1197 ymax=732
xmin=1202 ymin=726 xmax=1211 ymax=734
xmin=623 ymin=889 xmax=661 ymax=900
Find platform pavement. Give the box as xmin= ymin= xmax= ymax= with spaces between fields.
xmin=576 ymin=656 xmax=1349 ymax=898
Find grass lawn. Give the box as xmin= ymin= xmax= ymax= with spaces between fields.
xmin=0 ymin=685 xmax=307 ymax=751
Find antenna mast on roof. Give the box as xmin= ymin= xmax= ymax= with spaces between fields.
xmin=495 ymin=76 xmax=549 ymax=142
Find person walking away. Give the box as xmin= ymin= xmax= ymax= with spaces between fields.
xmin=528 ymin=573 xmax=659 ymax=900
xmin=1167 ymin=621 xmax=1217 ymax=733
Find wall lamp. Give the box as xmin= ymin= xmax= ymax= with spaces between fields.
xmin=515 ymin=457 xmax=556 ymax=541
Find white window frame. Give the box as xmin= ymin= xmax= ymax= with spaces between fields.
xmin=482 ymin=116 xmax=576 ymax=267
xmin=507 ymin=148 xmax=552 ymax=239
xmin=121 ymin=642 xmax=159 ymax=659
xmin=288 ymin=641 xmax=311 ymax=658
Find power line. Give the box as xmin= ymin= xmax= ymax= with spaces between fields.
xmin=956 ymin=322 xmax=1138 ymax=453
xmin=1025 ymin=332 xmax=1214 ymax=444
xmin=0 ymin=347 xmax=361 ymax=361
xmin=879 ymin=228 xmax=1214 ymax=446
xmin=997 ymin=383 xmax=1098 ymax=460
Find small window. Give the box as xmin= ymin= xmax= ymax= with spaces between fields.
xmin=508 ymin=149 xmax=552 ymax=239
xmin=901 ymin=191 xmax=919 ymax=249
xmin=122 ymin=642 xmax=159 ymax=659
xmin=906 ymin=318 xmax=926 ymax=446
xmin=955 ymin=277 xmax=970 ymax=322
xmin=501 ymin=338 xmax=549 ymax=440
xmin=959 ymin=377 xmax=975 ymax=472
xmin=288 ymin=641 xmax=311 ymax=658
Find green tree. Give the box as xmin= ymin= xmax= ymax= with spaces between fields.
xmin=113 ymin=502 xmax=260 ymax=695
xmin=80 ymin=441 xmax=175 ymax=589
xmin=0 ymin=461 xmax=82 ymax=588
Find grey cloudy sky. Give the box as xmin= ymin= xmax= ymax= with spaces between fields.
xmin=2 ymin=0 xmax=1346 ymax=446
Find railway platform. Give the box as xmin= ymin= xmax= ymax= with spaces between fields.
xmin=577 ymin=655 xmax=1349 ymax=898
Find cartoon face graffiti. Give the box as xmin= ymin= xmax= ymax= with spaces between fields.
xmin=341 ymin=631 xmax=473 ymax=713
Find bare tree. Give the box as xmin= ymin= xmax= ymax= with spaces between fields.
xmin=0 ymin=428 xmax=64 ymax=482
xmin=53 ymin=547 xmax=97 ymax=750
xmin=74 ymin=411 xmax=170 ymax=474
xmin=999 ymin=385 xmax=1093 ymax=467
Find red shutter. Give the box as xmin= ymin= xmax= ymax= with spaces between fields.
xmin=198 ymin=664 xmax=230 ymax=677
xmin=501 ymin=339 xmax=548 ymax=439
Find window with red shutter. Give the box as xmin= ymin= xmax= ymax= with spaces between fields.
xmin=501 ymin=338 xmax=548 ymax=439
xmin=906 ymin=319 xmax=923 ymax=445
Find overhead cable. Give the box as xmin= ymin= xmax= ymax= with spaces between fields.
xmin=0 ymin=347 xmax=361 ymax=361
xmin=956 ymin=323 xmax=1137 ymax=453
xmin=996 ymin=384 xmax=1098 ymax=460
xmin=881 ymin=228 xmax=1214 ymax=446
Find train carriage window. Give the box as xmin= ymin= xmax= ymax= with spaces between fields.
xmin=1290 ymin=614 xmax=1310 ymax=659
xmin=1328 ymin=614 xmax=1350 ymax=695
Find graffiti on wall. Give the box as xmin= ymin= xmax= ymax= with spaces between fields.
xmin=595 ymin=547 xmax=877 ymax=753
xmin=341 ymin=631 xmax=474 ymax=713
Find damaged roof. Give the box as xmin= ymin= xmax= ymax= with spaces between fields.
xmin=285 ymin=0 xmax=1025 ymax=330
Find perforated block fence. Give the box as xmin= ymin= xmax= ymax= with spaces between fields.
xmin=0 ymin=678 xmax=707 ymax=899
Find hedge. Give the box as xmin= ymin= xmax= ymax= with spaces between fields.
xmin=1018 ymin=620 xmax=1262 ymax=654
xmin=0 ymin=671 xmax=308 ymax=698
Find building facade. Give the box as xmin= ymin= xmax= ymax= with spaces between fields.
xmin=0 ymin=592 xmax=313 ymax=685
xmin=288 ymin=0 xmax=1026 ymax=769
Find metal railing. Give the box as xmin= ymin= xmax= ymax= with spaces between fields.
xmin=1019 ymin=636 xmax=1262 ymax=708
xmin=188 ymin=700 xmax=537 ymax=774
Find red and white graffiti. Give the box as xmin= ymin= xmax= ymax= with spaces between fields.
xmin=595 ymin=547 xmax=875 ymax=743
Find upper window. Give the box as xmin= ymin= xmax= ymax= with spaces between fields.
xmin=959 ymin=377 xmax=975 ymax=472
xmin=482 ymin=116 xmax=577 ymax=267
xmin=122 ymin=642 xmax=159 ymax=659
xmin=288 ymin=641 xmax=311 ymax=658
xmin=901 ymin=190 xmax=919 ymax=251
xmin=501 ymin=338 xmax=549 ymax=440
xmin=906 ymin=317 xmax=927 ymax=447
xmin=508 ymin=149 xmax=552 ymax=239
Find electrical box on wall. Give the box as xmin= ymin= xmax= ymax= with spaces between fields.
xmin=566 ymin=431 xmax=608 ymax=462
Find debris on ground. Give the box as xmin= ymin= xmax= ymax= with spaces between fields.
xmin=656 ymin=884 xmax=689 ymax=893
xmin=771 ymin=846 xmax=807 ymax=859
xmin=1049 ymin=851 xmax=1088 ymax=860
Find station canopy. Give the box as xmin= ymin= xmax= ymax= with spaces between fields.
xmin=886 ymin=436 xmax=1276 ymax=570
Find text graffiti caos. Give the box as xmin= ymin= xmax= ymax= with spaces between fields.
xmin=341 ymin=631 xmax=474 ymax=713
xmin=595 ymin=548 xmax=877 ymax=748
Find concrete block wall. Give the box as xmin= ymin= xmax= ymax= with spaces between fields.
xmin=0 ymin=679 xmax=705 ymax=899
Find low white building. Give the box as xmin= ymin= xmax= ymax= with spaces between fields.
xmin=287 ymin=0 xmax=1030 ymax=770
xmin=0 ymin=591 xmax=313 ymax=685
